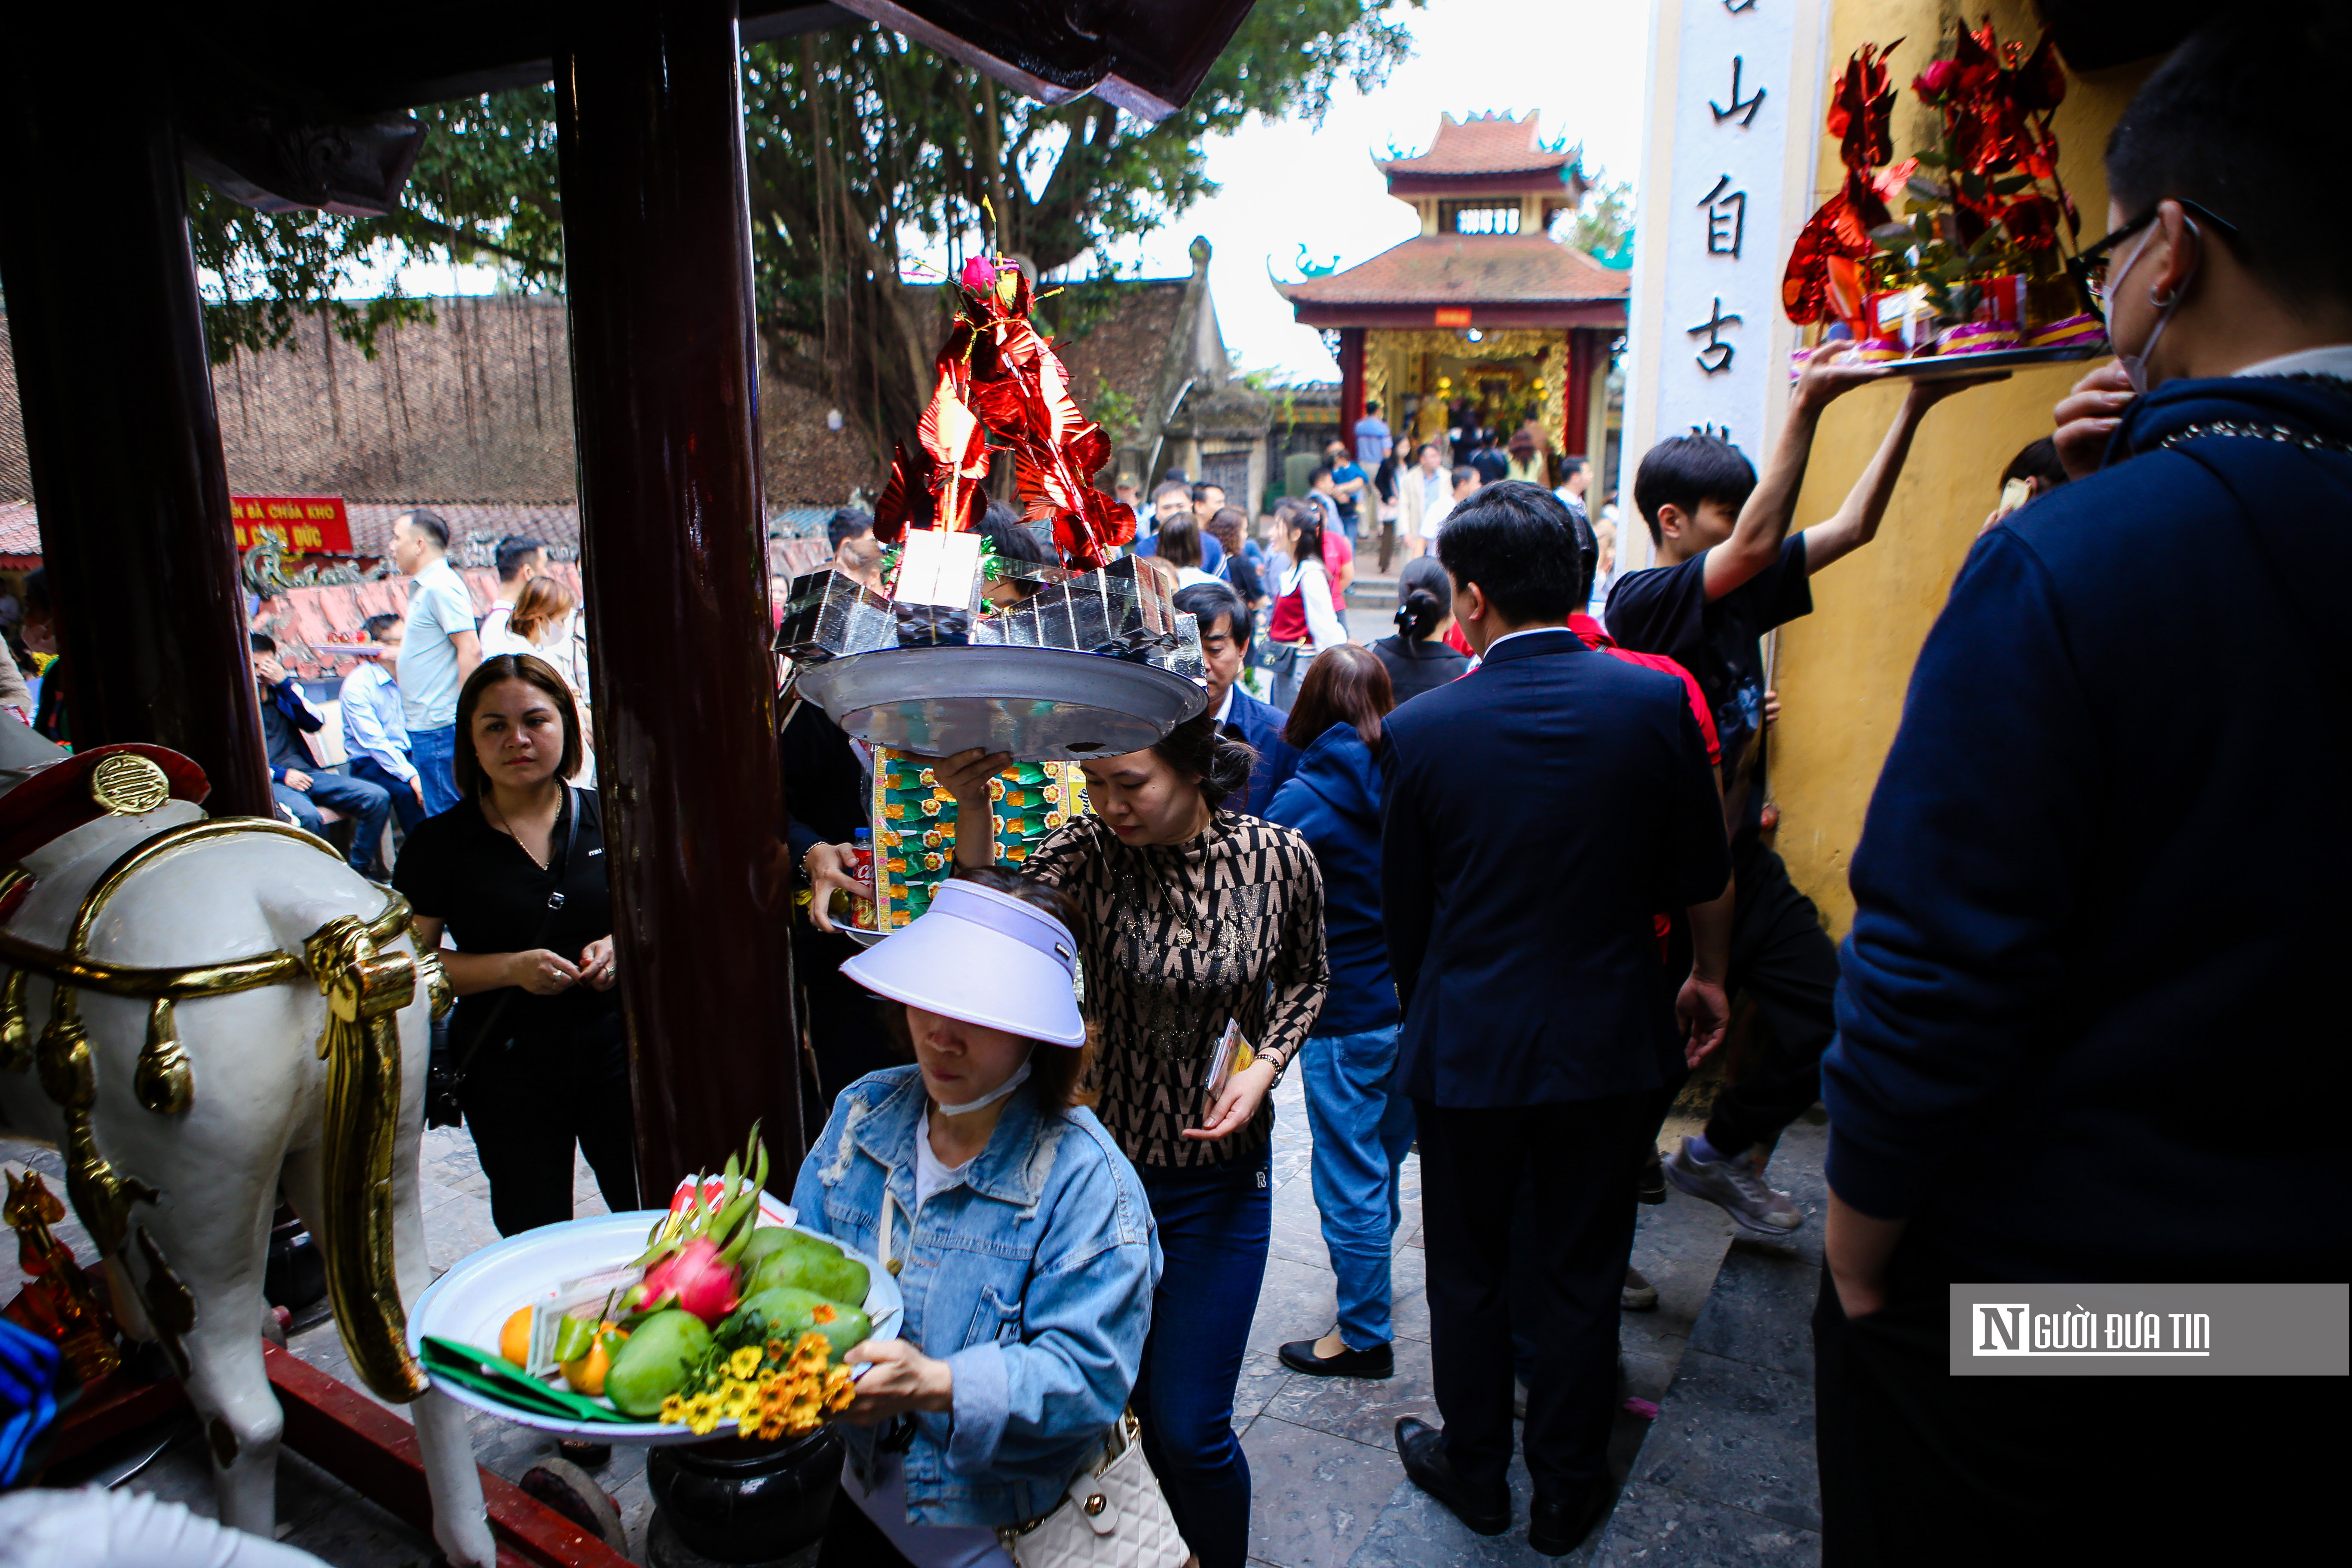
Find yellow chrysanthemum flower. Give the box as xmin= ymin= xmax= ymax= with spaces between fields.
xmin=729 ymin=1346 xmax=762 ymax=1380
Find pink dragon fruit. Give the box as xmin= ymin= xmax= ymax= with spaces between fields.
xmin=636 ymin=1237 xmax=740 ymax=1326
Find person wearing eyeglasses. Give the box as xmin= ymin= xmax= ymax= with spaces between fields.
xmin=1816 ymin=9 xmax=2350 ymax=1561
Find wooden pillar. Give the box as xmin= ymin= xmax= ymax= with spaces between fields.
xmin=1337 ymin=329 xmax=1367 ymax=444
xmin=1562 ymin=329 xmax=1605 ymax=464
xmin=554 ymin=0 xmax=802 ymax=1190
xmin=1584 ymin=340 xmax=1613 ymax=491
xmin=0 ymin=33 xmax=270 ymax=814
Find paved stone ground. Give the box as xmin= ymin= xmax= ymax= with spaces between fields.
xmin=1592 ymin=1118 xmax=1827 ymax=1568
xmin=4 ymin=1082 xmax=1828 ymax=1568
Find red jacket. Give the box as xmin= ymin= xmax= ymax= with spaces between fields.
xmin=1568 ymin=614 xmax=1720 ymax=766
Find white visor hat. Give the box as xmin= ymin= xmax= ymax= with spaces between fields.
xmin=839 ymin=878 xmax=1086 ymax=1047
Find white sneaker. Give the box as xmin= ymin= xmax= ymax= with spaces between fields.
xmin=1663 ymin=1137 xmax=1802 ymax=1236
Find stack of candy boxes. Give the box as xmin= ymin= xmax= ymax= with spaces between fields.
xmin=869 ymin=752 xmax=1087 ymax=928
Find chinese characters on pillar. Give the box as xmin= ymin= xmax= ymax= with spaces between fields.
xmin=1710 ymin=57 xmax=1767 ymax=126
xmin=1699 ymin=175 xmax=1746 ymax=258
xmin=1635 ymin=0 xmax=1813 ymax=477
xmin=1687 ymin=9 xmax=1769 ymax=377
xmin=1687 ymin=299 xmax=1743 ymax=374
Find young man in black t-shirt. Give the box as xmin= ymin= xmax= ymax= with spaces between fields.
xmin=1605 ymin=348 xmax=1997 ymax=1234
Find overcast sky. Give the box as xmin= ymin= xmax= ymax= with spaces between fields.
xmin=388 ymin=0 xmax=1651 ymax=383
xmin=1099 ymin=0 xmax=1651 ymax=381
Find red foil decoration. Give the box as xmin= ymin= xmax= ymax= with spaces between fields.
xmin=874 ymin=259 xmax=1136 ymax=569
xmin=1786 ymin=22 xmax=2076 ymax=325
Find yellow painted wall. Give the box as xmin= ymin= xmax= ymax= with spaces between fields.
xmin=1769 ymin=0 xmax=2155 ymax=934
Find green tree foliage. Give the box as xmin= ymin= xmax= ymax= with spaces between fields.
xmin=187 ymin=4 xmax=1414 ymax=468
xmin=188 ymin=90 xmax=563 ymax=363
xmin=1566 ymin=172 xmax=1634 ymax=262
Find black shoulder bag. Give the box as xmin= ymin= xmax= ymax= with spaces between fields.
xmin=424 ymin=785 xmax=582 ymax=1127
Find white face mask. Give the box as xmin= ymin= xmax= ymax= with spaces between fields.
xmin=933 ymin=1054 xmax=1032 ymax=1116
xmin=2109 ymin=216 xmax=2202 ymax=396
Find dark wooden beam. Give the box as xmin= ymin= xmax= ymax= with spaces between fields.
xmin=0 ymin=26 xmax=272 ymax=815
xmin=156 ymin=5 xmax=851 ymax=116
xmin=554 ymin=0 xmax=804 ymax=1193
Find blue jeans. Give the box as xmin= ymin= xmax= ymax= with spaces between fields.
xmin=1302 ymin=1025 xmax=1415 ymax=1348
xmin=1133 ymin=1154 xmax=1270 ymax=1568
xmin=409 ymin=724 xmax=461 ymax=815
xmin=273 ymin=769 xmax=391 ymax=873
xmin=350 ymin=753 xmax=426 ymax=834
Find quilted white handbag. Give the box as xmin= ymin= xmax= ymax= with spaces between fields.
xmin=995 ymin=1412 xmax=1189 ymax=1568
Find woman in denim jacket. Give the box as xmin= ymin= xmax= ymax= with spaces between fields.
xmin=796 ymin=869 xmax=1163 ymax=1567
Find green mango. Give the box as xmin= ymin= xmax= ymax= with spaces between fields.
xmin=748 ymin=1239 xmax=870 ymax=1308
xmin=730 ymin=1286 xmax=871 ymax=1363
xmin=726 ymin=1284 xmax=826 ymax=1341
xmin=734 ymin=1227 xmax=800 ymax=1270
xmin=603 ymin=1309 xmax=712 ymax=1418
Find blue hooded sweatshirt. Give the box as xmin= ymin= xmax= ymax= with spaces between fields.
xmin=1823 ymin=366 xmax=2352 ymax=1283
xmin=1267 ymin=723 xmax=1398 ymax=1035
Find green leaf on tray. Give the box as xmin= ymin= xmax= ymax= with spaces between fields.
xmin=419 ymin=1337 xmax=640 ymax=1424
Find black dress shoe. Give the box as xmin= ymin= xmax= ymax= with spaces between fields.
xmin=1278 ymin=1337 xmax=1395 ymax=1378
xmin=1528 ymin=1480 xmax=1613 ymax=1557
xmin=1638 ymin=1146 xmax=1667 ymax=1204
xmin=1394 ymin=1417 xmax=1510 ymax=1535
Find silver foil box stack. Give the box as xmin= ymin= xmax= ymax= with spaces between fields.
xmin=774 ymin=551 xmax=1205 ymax=685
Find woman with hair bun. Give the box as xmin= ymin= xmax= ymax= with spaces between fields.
xmin=1371 ymin=556 xmax=1471 ymax=703
xmin=934 ymin=716 xmax=1329 ymax=1568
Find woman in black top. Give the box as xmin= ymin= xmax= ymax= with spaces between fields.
xmin=1370 ymin=555 xmax=1471 ymax=704
xmin=395 ymin=655 xmax=637 ymax=1236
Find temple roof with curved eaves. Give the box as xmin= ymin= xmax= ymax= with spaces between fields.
xmin=1375 ymin=111 xmax=1579 ymax=183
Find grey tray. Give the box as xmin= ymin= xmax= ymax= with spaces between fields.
xmin=1875 ymin=342 xmax=2105 ymax=379
xmin=795 ymin=645 xmax=1208 ymax=762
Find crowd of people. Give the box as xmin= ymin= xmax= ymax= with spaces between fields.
xmin=229 ymin=513 xmax=625 ymax=1246
xmin=772 ymin=17 xmax=2344 ymax=1562
xmin=17 ymin=15 xmax=2315 ymax=1564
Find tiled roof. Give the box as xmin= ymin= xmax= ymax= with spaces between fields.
xmin=346 ymin=502 xmax=580 ymax=558
xmin=1379 ymin=113 xmax=1571 ymax=179
xmin=1279 ymin=235 xmax=1631 ymax=308
xmin=0 ymin=501 xmax=37 ymax=560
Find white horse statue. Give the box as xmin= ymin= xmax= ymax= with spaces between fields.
xmin=0 ymin=716 xmax=493 ymax=1566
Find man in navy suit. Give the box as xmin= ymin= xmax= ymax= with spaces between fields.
xmin=1382 ymin=482 xmax=1732 ymax=1555
xmin=1173 ymin=582 xmax=1298 ymax=818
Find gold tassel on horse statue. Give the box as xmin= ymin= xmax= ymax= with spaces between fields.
xmin=304 ymin=915 xmax=428 ymax=1403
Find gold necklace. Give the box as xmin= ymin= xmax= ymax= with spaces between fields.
xmin=1140 ymin=807 xmax=1218 ymax=946
xmin=484 ymin=795 xmax=554 ymax=870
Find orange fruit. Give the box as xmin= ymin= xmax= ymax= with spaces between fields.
xmin=500 ymin=1307 xmax=533 ymax=1368
xmin=562 ymin=1322 xmax=625 ymax=1397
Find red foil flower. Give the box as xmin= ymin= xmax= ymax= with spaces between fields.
xmin=880 ymin=255 xmax=1134 ymax=568
xmin=1827 ymin=42 xmax=1902 ymax=171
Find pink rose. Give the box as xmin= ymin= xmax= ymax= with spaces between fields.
xmin=1914 ymin=59 xmax=1959 ymax=97
xmin=959 ymin=255 xmax=997 ymax=294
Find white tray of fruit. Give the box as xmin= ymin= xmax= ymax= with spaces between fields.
xmin=409 ymin=1130 xmax=900 ymax=1446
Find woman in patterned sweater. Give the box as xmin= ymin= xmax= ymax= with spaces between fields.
xmin=937 ymin=712 xmax=1328 ymax=1568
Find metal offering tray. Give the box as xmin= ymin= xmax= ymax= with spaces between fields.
xmin=777 ymin=533 xmax=1208 ymax=761
xmin=796 ymin=645 xmax=1205 ymax=762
